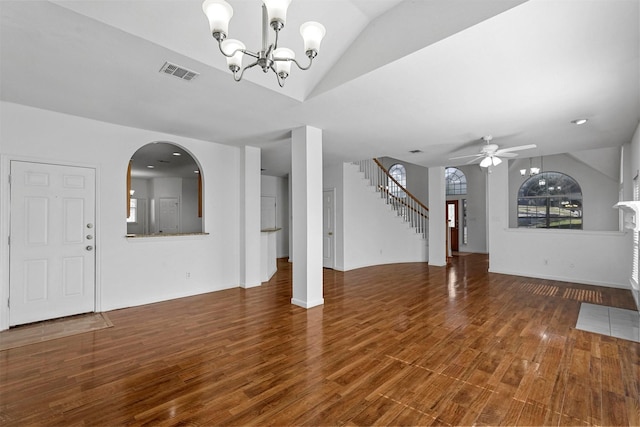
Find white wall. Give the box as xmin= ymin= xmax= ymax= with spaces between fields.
xmin=181 ymin=177 xmax=201 ymax=233
xmin=340 ymin=163 xmax=427 ymax=271
xmin=0 ymin=101 xmax=243 ymax=329
xmin=489 ymin=161 xmax=630 ymax=289
xmin=261 ymin=175 xmax=289 ymax=258
xmin=627 ymin=121 xmax=640 ymax=310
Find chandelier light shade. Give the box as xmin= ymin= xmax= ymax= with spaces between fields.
xmin=221 ymin=39 xmax=246 ymax=71
xmin=273 ymin=48 xmax=295 ymax=77
xmin=263 ymin=0 xmax=292 ymax=29
xmin=202 ymin=0 xmax=325 ymax=87
xmin=202 ymin=0 xmax=233 ymax=39
xmin=300 ymin=21 xmax=326 ymax=57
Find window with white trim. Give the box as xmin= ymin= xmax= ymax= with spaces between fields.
xmin=388 ymin=163 xmax=406 ymax=198
xmin=633 ymin=178 xmax=639 ymax=286
xmin=127 ymin=198 xmax=137 ymax=223
xmin=517 ymin=171 xmax=582 ymax=229
xmin=445 ymin=167 xmax=467 ymax=195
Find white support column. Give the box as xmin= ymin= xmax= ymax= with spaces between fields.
xmin=487 ymin=162 xmax=508 ymax=269
xmin=428 ymin=166 xmax=446 ymax=266
xmin=291 ymin=126 xmax=324 ymax=309
xmin=240 ymin=146 xmax=261 ymax=288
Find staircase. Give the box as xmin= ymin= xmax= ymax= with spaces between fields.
xmin=352 ymin=159 xmax=429 ymax=239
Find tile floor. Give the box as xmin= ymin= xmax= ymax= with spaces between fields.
xmin=0 ymin=312 xmax=113 ymax=351
xmin=576 ymin=302 xmax=640 ymax=343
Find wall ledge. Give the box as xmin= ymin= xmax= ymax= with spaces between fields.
xmin=125 ymin=232 xmax=209 ymax=241
xmin=614 ymin=201 xmax=640 ymax=231
xmin=502 ymin=227 xmax=626 ymax=237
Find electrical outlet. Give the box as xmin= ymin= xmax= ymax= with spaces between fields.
xmin=543 ymin=259 xmax=548 ymax=265
xmin=186 ymin=272 xmax=191 ymax=279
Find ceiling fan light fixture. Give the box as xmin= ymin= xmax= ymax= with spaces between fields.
xmin=479 ymin=156 xmax=493 ymax=168
xmin=492 ymin=156 xmax=502 ymax=166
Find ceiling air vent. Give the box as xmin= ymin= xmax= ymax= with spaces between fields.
xmin=159 ymin=62 xmax=199 ymax=81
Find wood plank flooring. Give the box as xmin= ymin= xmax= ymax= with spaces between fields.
xmin=1 ymin=254 xmax=638 ymax=426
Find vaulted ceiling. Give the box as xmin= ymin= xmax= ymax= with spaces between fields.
xmin=1 ymin=0 xmax=638 ymax=176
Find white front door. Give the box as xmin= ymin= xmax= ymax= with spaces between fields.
xmin=323 ymin=189 xmax=335 ymax=269
xmin=9 ymin=161 xmax=96 ymax=326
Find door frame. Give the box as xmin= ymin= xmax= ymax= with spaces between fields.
xmin=323 ymin=188 xmax=336 ymax=269
xmin=0 ymin=155 xmax=102 ymax=331
xmin=446 ymin=199 xmax=460 ymax=252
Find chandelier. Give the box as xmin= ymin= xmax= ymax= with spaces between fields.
xmin=202 ymin=0 xmax=326 ymax=87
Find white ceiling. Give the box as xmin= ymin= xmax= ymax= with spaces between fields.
xmin=1 ymin=0 xmax=639 ymax=177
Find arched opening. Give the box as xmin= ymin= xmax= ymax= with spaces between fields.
xmin=517 ymin=171 xmax=582 ymax=229
xmin=126 ymin=142 xmax=203 ymax=236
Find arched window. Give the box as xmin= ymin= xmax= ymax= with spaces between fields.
xmin=517 ymin=171 xmax=582 ymax=229
xmin=388 ymin=163 xmax=406 ymax=198
xmin=445 ymin=167 xmax=467 ymax=195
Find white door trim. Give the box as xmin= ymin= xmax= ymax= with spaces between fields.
xmin=323 ymin=188 xmax=336 ymax=269
xmin=0 ymin=154 xmax=101 ymax=331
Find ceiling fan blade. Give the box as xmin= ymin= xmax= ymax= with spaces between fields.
xmin=448 ymin=153 xmax=481 ymax=161
xmin=447 ymin=136 xmax=485 ymax=154
xmin=465 ymin=157 xmax=482 ymax=165
xmin=498 ymin=152 xmax=518 ymax=158
xmin=496 ymin=144 xmax=537 ymax=154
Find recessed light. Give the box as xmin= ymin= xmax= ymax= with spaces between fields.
xmin=172 ymin=152 xmax=182 ymax=156
xmin=147 ymin=165 xmax=155 ymax=168
xmin=571 ymin=118 xmax=588 ymax=125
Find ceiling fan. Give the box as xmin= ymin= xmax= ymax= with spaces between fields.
xmin=449 ymin=136 xmax=537 ymax=168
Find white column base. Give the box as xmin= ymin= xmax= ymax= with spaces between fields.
xmin=291 ymin=297 xmax=325 ymax=309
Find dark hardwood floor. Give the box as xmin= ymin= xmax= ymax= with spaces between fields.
xmin=1 ymin=254 xmax=638 ymax=426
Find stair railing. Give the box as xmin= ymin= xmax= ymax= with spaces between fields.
xmin=352 ymin=158 xmax=429 ymax=238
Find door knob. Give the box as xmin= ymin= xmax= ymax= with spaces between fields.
xmin=86 ymin=246 xmax=93 ymax=251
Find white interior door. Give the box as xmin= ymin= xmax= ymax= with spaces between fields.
xmin=323 ymin=189 xmax=335 ymax=269
xmin=158 ymin=197 xmax=179 ymax=233
xmin=9 ymin=161 xmax=96 ymax=326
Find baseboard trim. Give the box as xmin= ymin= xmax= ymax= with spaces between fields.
xmin=291 ymin=298 xmax=324 ymax=309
